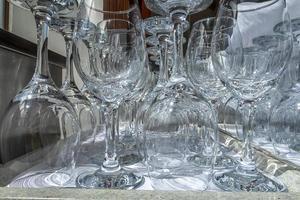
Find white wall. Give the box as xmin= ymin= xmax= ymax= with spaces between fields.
xmin=10 ymin=4 xmax=66 ymax=56
xmin=9 ymin=4 xmax=85 ymax=87
xmin=8 ymin=1 xmax=105 ymax=88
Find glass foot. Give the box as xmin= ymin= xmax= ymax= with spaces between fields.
xmin=119 ymin=153 xmax=143 ymax=166
xmin=150 ymin=176 xmax=208 ymax=191
xmin=76 ymin=169 xmax=144 ymax=189
xmin=188 ymin=154 xmax=236 ymax=170
xmin=9 ymin=170 xmax=72 ymax=188
xmin=290 ymin=143 xmax=300 ymax=152
xmin=213 ymin=169 xmax=288 ymax=192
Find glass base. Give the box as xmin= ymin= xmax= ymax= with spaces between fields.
xmin=118 ymin=132 xmax=144 ymax=166
xmin=213 ymin=169 xmax=287 ymax=192
xmin=119 ymin=153 xmax=143 ymax=166
xmin=76 ymin=168 xmax=144 ymax=189
xmin=290 ymin=143 xmax=300 ymax=152
xmin=150 ymin=176 xmax=208 ymax=191
xmin=188 ymin=154 xmax=236 ymax=170
xmin=253 ymin=136 xmax=272 ymax=145
xmin=9 ymin=170 xmax=72 ymax=188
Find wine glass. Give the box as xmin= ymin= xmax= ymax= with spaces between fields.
xmin=269 ymin=17 xmax=300 ymax=157
xmin=75 ymin=20 xmax=106 ymax=144
xmin=138 ymin=67 xmax=217 ymax=191
xmin=137 ymin=18 xmax=217 ymax=191
xmin=211 ymin=0 xmax=292 ymax=192
xmin=186 ymin=17 xmax=236 ymax=170
xmin=50 ymin=17 xmax=96 ymax=144
xmin=1 ymin=0 xmax=81 ymax=187
xmin=78 ymin=0 xmax=150 ymax=168
xmin=274 ymin=18 xmax=300 ymax=95
xmin=74 ymin=17 xmax=145 ymax=189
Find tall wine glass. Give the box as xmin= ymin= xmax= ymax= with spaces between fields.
xmin=137 ymin=19 xmax=217 ymax=193
xmin=1 ymin=0 xmax=81 ymax=187
xmin=74 ymin=18 xmax=145 ymax=189
xmin=186 ymin=17 xmax=236 ymax=170
xmin=274 ymin=18 xmax=300 ymax=95
xmin=269 ymin=18 xmax=300 ymax=157
xmin=51 ymin=18 xmax=96 ymax=144
xmin=82 ymin=0 xmax=150 ymax=167
xmin=211 ymin=0 xmax=292 ymax=192
xmin=75 ymin=20 xmax=106 ymax=144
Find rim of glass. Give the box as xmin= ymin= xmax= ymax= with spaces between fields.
xmin=96 ymin=19 xmax=136 ymax=31
xmin=219 ymin=0 xmax=281 ymax=12
xmin=192 ymin=17 xmax=237 ymax=34
xmin=144 ymin=16 xmax=173 ymax=23
xmin=84 ymin=1 xmax=139 ymax=14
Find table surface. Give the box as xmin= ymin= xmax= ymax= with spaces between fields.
xmin=0 ymin=187 xmax=299 ymax=200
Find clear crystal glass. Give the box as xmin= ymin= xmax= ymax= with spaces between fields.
xmin=2 ymin=0 xmax=81 ymax=187
xmin=51 ymin=18 xmax=96 ymax=144
xmin=269 ymin=17 xmax=300 ymax=159
xmin=211 ymin=0 xmax=292 ymax=192
xmin=138 ymin=16 xmax=216 ymax=191
xmin=74 ymin=15 xmax=146 ymax=189
xmin=186 ymin=17 xmax=236 ymax=170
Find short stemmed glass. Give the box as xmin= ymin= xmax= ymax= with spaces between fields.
xmin=211 ymin=0 xmax=292 ymax=192
xmin=74 ymin=18 xmax=145 ymax=189
xmin=186 ymin=17 xmax=236 ymax=170
xmin=1 ymin=0 xmax=81 ymax=187
xmin=51 ymin=18 xmax=96 ymax=144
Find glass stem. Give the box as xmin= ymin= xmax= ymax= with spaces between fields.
xmin=238 ymin=100 xmax=257 ymax=172
xmin=209 ymin=101 xmax=221 ymax=155
xmin=102 ymin=106 xmax=121 ymax=172
xmin=157 ymin=35 xmax=169 ymax=86
xmin=33 ymin=11 xmax=52 ymax=79
xmin=64 ymin=39 xmax=76 ymax=84
xmin=88 ymin=44 xmax=98 ymax=76
xmin=170 ymin=22 xmax=187 ymax=81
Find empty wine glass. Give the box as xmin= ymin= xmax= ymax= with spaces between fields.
xmin=75 ymin=20 xmax=106 ymax=144
xmin=211 ymin=0 xmax=292 ymax=192
xmin=51 ymin=17 xmax=96 ymax=144
xmin=186 ymin=17 xmax=236 ymax=170
xmin=274 ymin=18 xmax=300 ymax=95
xmin=74 ymin=18 xmax=145 ymax=189
xmin=269 ymin=17 xmax=300 ymax=158
xmin=1 ymin=0 xmax=81 ymax=187
xmin=137 ymin=17 xmax=217 ymax=192
xmin=78 ymin=0 xmax=150 ymax=168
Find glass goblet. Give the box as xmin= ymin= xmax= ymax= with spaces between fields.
xmin=211 ymin=0 xmax=292 ymax=192
xmin=74 ymin=19 xmax=145 ymax=189
xmin=51 ymin=17 xmax=96 ymax=144
xmin=269 ymin=17 xmax=300 ymax=158
xmin=1 ymin=0 xmax=81 ymax=187
xmin=186 ymin=17 xmax=236 ymax=170
xmin=138 ymin=17 xmax=217 ymax=193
